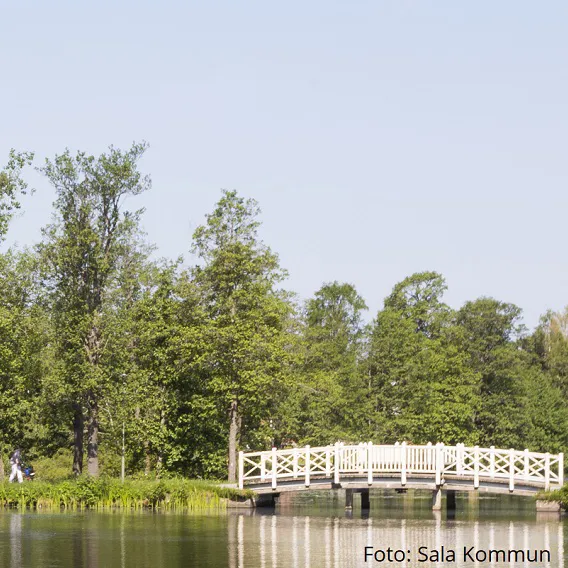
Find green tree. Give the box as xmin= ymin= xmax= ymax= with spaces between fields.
xmin=0 ymin=150 xmax=39 ymax=477
xmin=112 ymin=262 xmax=219 ymax=478
xmin=0 ymin=250 xmax=50 ymax=475
xmin=530 ymin=309 xmax=568 ymax=395
xmin=191 ymin=190 xmax=293 ymax=481
xmin=455 ymin=298 xmax=528 ymax=447
xmin=366 ymin=272 xmax=480 ymax=444
xmin=163 ymin=269 xmax=228 ymax=477
xmin=456 ymin=298 xmax=524 ymax=367
xmin=522 ymin=309 xmax=568 ymax=452
xmin=0 ymin=149 xmax=34 ymax=242
xmin=39 ymin=143 xmax=150 ymax=476
xmin=384 ymin=271 xmax=450 ymax=337
xmin=454 ymin=297 xmax=568 ymax=452
xmin=282 ymin=282 xmax=368 ymax=444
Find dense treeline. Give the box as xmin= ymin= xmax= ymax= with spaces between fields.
xmin=1 ymin=144 xmax=568 ymax=482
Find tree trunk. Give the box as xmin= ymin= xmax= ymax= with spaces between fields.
xmin=144 ymin=444 xmax=151 ymax=476
xmin=155 ymin=409 xmax=166 ymax=478
xmin=84 ymin=320 xmax=101 ymax=478
xmin=227 ymin=398 xmax=241 ymax=482
xmin=136 ymin=406 xmax=152 ymax=476
xmin=73 ymin=403 xmax=84 ymax=475
xmin=87 ymin=400 xmax=99 ymax=477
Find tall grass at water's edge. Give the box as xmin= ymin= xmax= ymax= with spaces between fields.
xmin=537 ymin=484 xmax=568 ymax=509
xmin=0 ymin=478 xmax=254 ymax=511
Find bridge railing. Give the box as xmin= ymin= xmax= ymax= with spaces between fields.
xmin=238 ymin=442 xmax=564 ymax=491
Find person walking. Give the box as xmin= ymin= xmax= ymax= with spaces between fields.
xmin=9 ymin=448 xmax=23 ymax=483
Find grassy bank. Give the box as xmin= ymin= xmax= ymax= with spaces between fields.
xmin=0 ymin=478 xmax=253 ymax=511
xmin=537 ymin=484 xmax=568 ymax=509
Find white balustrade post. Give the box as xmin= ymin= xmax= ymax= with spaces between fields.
xmin=426 ymin=442 xmax=432 ymax=471
xmin=545 ymin=453 xmax=550 ymax=491
xmin=524 ymin=449 xmax=530 ymax=482
xmin=401 ymin=441 xmax=407 ymax=486
xmin=394 ymin=441 xmax=398 ymax=471
xmin=435 ymin=443 xmax=442 ymax=486
xmin=305 ymin=445 xmax=311 ymax=487
xmin=334 ymin=442 xmax=340 ymax=485
xmin=293 ymin=447 xmax=299 ymax=479
xmin=489 ymin=446 xmax=495 ymax=479
xmin=261 ymin=452 xmax=266 ymax=482
xmin=368 ymin=442 xmax=373 ymax=485
xmin=238 ymin=451 xmax=244 ymax=489
xmin=272 ymin=447 xmax=277 ymax=490
xmin=474 ymin=446 xmax=480 ymax=489
xmin=558 ymin=453 xmax=564 ymax=487
xmin=326 ymin=447 xmax=331 ymax=477
xmin=431 ymin=441 xmax=437 ymax=472
xmin=457 ymin=443 xmax=463 ymax=476
xmin=509 ymin=449 xmax=515 ymax=492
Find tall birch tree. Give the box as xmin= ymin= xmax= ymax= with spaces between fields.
xmin=39 ymin=143 xmax=150 ymax=476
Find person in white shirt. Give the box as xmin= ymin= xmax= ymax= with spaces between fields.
xmin=9 ymin=449 xmax=23 ymax=483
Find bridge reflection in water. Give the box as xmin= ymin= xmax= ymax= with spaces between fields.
xmin=228 ymin=511 xmax=565 ymax=568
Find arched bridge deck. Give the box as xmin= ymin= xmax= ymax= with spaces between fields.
xmin=239 ymin=442 xmax=564 ymax=497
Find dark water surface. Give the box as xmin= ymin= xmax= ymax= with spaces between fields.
xmin=0 ymin=491 xmax=565 ymax=567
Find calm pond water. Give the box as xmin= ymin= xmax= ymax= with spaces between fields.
xmin=0 ymin=491 xmax=565 ymax=567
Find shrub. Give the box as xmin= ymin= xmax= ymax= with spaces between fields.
xmin=33 ymin=449 xmax=74 ymax=482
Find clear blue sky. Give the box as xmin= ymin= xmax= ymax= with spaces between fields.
xmin=2 ymin=1 xmax=567 ymax=329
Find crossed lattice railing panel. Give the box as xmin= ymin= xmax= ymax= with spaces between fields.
xmin=241 ymin=446 xmax=335 ymax=487
xmin=238 ymin=443 xmax=564 ymax=491
xmin=443 ymin=444 xmax=563 ymax=487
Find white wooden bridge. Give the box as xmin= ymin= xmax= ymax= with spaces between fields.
xmin=238 ymin=442 xmax=564 ymax=503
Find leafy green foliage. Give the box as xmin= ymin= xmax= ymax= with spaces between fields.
xmin=38 ymin=143 xmax=151 ymax=476
xmin=366 ymin=274 xmax=481 ymax=445
xmin=384 ymin=271 xmax=450 ymax=336
xmin=539 ymin=484 xmax=568 ymax=508
xmin=0 ymin=150 xmax=34 ymax=241
xmin=281 ymin=282 xmax=368 ymax=444
xmin=191 ymin=190 xmax=294 ymax=480
xmin=1 ymin=149 xmax=567 ymax=482
xmin=0 ymin=250 xmax=50 ymax=465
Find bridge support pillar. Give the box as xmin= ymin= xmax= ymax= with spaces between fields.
xmin=447 ymin=490 xmax=457 ymax=512
xmin=432 ymin=487 xmax=442 ymax=511
xmin=361 ymin=489 xmax=370 ymax=510
xmin=345 ymin=489 xmax=354 ymax=509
